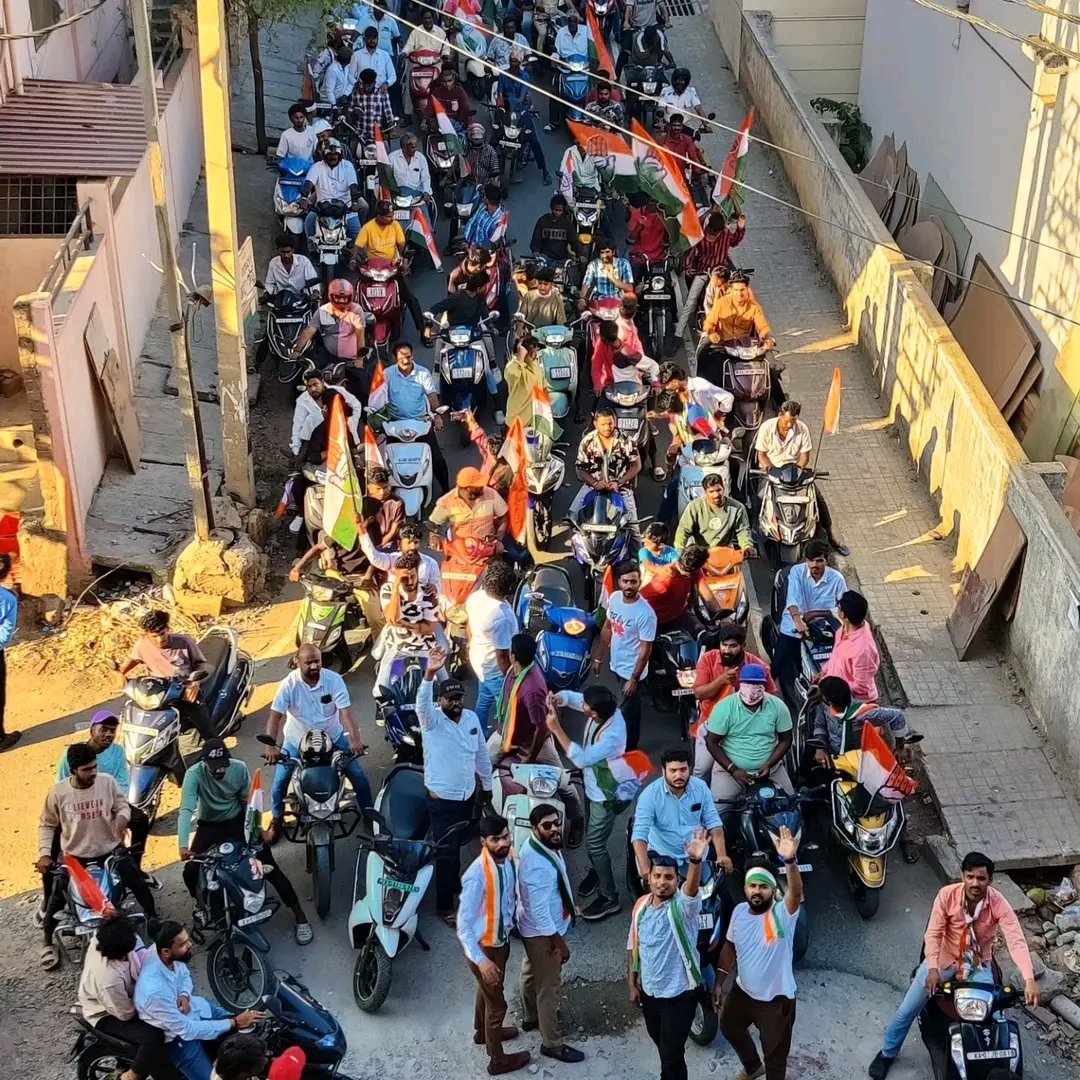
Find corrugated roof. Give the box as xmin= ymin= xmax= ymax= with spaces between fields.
xmin=0 ymin=79 xmax=174 ymax=177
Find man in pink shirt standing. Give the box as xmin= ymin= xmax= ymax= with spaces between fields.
xmin=868 ymin=851 xmax=1038 ymax=1078
xmin=822 ymin=590 xmax=880 ymax=702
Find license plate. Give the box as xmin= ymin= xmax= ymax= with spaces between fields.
xmin=237 ymin=907 xmax=274 ymax=927
xmin=366 ymin=286 xmax=387 ymax=298
xmin=377 ymin=876 xmax=421 ymax=893
xmin=394 ymin=209 xmax=411 ymax=220
xmin=452 ymin=368 xmax=473 ymax=379
xmin=672 ymin=688 xmax=694 ymax=697
xmin=366 ymin=176 xmax=378 ymax=189
xmin=502 ymin=141 xmax=520 ymax=150
xmin=550 ymin=366 xmax=571 ymax=379
xmin=515 ymin=817 xmax=532 ymax=828
xmin=698 ymin=913 xmax=714 ymax=930
xmin=967 ymin=1050 xmax=1013 ymax=1061
xmin=646 ymin=293 xmax=671 ymax=300
xmin=617 ymin=417 xmax=638 ymax=430
xmin=778 ymin=863 xmax=813 ymax=873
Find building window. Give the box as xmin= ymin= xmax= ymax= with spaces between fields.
xmin=29 ymin=0 xmax=62 ymax=51
xmin=0 ymin=175 xmax=80 ymax=236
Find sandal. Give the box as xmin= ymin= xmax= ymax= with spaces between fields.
xmin=295 ymin=922 xmax=314 ymax=946
xmin=438 ymin=911 xmax=457 ymax=928
xmin=40 ymin=944 xmax=61 ymax=970
xmin=651 ymin=466 xmax=666 ymax=482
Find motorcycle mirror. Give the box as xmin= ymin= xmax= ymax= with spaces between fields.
xmin=190 ymin=669 xmax=209 ymax=682
xmin=730 ymin=426 xmax=746 ymax=440
xmin=256 ymin=734 xmax=278 ymax=746
xmin=435 ymin=404 xmax=450 ymax=414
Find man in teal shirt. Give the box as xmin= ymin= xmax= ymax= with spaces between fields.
xmin=704 ymin=664 xmax=794 ymax=802
xmin=178 ymin=740 xmax=313 ymax=945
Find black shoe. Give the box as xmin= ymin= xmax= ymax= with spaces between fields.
xmin=0 ymin=731 xmax=22 ymax=752
xmin=542 ymin=1045 xmax=584 ymax=1064
xmin=581 ymin=895 xmax=621 ymax=921
xmin=577 ymin=869 xmax=599 ymax=899
xmin=521 ymin=1019 xmax=540 ymax=1032
xmin=868 ymin=1053 xmax=894 ymax=1080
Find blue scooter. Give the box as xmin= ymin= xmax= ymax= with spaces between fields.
xmin=515 ymin=564 xmax=597 ymax=692
xmin=273 ymin=155 xmax=312 ymax=243
xmin=376 ymin=654 xmax=425 ymax=765
xmin=428 ymin=310 xmax=498 ymax=443
xmin=566 ymin=490 xmax=637 ymax=611
xmin=559 ymin=52 xmax=591 ymax=123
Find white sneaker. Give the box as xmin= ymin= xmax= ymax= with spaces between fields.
xmin=289 ymin=515 xmax=304 ymax=534
xmin=494 ymin=410 xmax=506 ymax=427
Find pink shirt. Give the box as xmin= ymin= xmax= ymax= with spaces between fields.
xmin=925 ymin=883 xmax=1034 ymax=981
xmin=823 ymin=621 xmax=880 ymax=703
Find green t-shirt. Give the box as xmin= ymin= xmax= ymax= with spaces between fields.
xmin=177 ymin=759 xmax=251 ymax=849
xmin=705 ymin=693 xmax=792 ymax=771
xmin=674 ymin=496 xmax=752 ymax=551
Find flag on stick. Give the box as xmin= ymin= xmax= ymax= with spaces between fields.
xmin=363 ymin=424 xmax=385 ymax=472
xmin=406 ymin=207 xmax=442 ymax=270
xmin=530 ymin=384 xmax=560 ymax=440
xmin=713 ymin=107 xmax=754 ymax=218
xmin=823 ymin=367 xmax=843 ymax=435
xmin=245 ymin=770 xmax=265 ymax=843
xmin=629 ymin=119 xmax=703 ymax=253
xmin=372 ymin=123 xmax=397 ymax=199
xmin=585 ymin=9 xmax=620 ymax=99
xmin=501 ymin=417 xmax=528 ymax=545
xmin=858 ymin=722 xmax=918 ymax=803
xmin=566 ymin=119 xmax=637 ymax=192
xmin=367 ymin=360 xmax=388 ymax=415
xmin=430 ymin=97 xmax=469 ymax=171
xmin=322 ymin=394 xmax=362 ymax=550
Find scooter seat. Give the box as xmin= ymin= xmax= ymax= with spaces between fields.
xmin=198 ymin=632 xmax=233 ymax=709
xmin=380 ymin=765 xmax=430 ymax=841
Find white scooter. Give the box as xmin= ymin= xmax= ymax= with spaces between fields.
xmin=380 ymin=406 xmax=447 ymax=517
xmin=674 ymin=428 xmax=743 ymax=520
xmin=348 ymin=763 xmax=470 ymax=1012
xmin=491 ymin=761 xmax=583 ymax=855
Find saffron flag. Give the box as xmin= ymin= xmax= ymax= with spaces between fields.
xmin=501 ymin=416 xmax=528 ymax=545
xmin=245 ymin=769 xmax=265 ymax=844
xmin=363 ymin=424 xmax=385 ymax=472
xmin=407 ymin=207 xmax=442 ymax=270
xmin=274 ymin=474 xmax=295 ymax=519
xmin=713 ymin=107 xmax=754 ymax=218
xmin=322 ymin=394 xmax=362 ymax=550
xmin=430 ymin=96 xmax=469 ymax=170
xmin=629 ymin=119 xmax=704 ymax=253
xmin=367 ymin=359 xmax=388 ymax=414
xmin=372 ymin=123 xmax=397 ymax=198
xmin=585 ymin=8 xmax=620 ymax=99
xmin=65 ymin=854 xmax=113 ymax=916
xmin=858 ymin=722 xmax=918 ymax=803
xmin=823 ymin=366 xmax=843 ymax=436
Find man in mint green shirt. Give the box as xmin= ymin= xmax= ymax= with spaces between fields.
xmin=178 ymin=739 xmax=313 ymax=945
xmin=704 ymin=664 xmax=794 ymax=802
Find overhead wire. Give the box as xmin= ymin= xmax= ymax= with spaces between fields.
xmin=398 ymin=0 xmax=1080 ymax=265
xmin=995 ymin=0 xmax=1080 ymax=29
xmin=373 ymin=4 xmax=1080 ymax=329
xmin=0 ymin=0 xmax=111 ymax=41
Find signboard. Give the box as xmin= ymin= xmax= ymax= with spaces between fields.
xmin=237 ymin=235 xmax=258 ymax=322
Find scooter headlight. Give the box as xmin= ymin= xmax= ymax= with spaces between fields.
xmin=563 ymin=618 xmax=587 ymax=636
xmin=676 ymin=669 xmax=696 ymax=689
xmin=456 ymin=202 xmax=474 ymax=216
xmin=650 ymin=275 xmax=666 ymax=291
xmin=383 ymin=886 xmax=406 ymax=924
xmin=528 ymin=776 xmax=558 ymax=797
xmin=953 ymin=989 xmax=991 ymax=1022
xmin=449 ymin=329 xmax=471 ymax=346
xmin=310 ymin=585 xmax=336 ymax=602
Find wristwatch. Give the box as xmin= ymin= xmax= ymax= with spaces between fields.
xmin=688 ymin=857 xmax=702 ymax=865
xmin=782 ymin=856 xmax=796 ymax=865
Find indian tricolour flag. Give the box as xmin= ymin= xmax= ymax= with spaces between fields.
xmin=501 ymin=416 xmax=528 ymax=545
xmin=629 ymin=119 xmax=704 ymax=253
xmin=530 ymin=385 xmax=561 ymax=440
xmin=858 ymin=722 xmax=918 ymax=803
xmin=322 ymin=394 xmax=362 ymax=549
xmin=430 ymin=96 xmax=468 ymax=170
xmin=585 ymin=8 xmax=619 ymax=97
xmin=373 ymin=122 xmax=396 ymax=199
xmin=367 ymin=359 xmax=388 ymax=415
xmin=364 ymin=424 xmax=385 ymax=472
xmin=713 ymin=107 xmax=754 ymax=218
xmin=407 ymin=207 xmax=442 ymax=270
xmin=245 ymin=770 xmax=265 ymax=844
xmin=566 ymin=119 xmax=637 ymax=193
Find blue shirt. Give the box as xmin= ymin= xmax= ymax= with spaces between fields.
xmin=628 ymin=889 xmax=703 ymax=998
xmin=778 ymin=563 xmax=847 ymax=638
xmin=134 ymin=952 xmax=232 ymax=1043
xmin=464 ymin=203 xmax=510 ymax=247
xmin=632 ymin=776 xmax=722 ymax=861
xmin=487 ymin=32 xmax=530 ymax=70
xmin=352 ymin=5 xmax=401 ymax=53
xmin=497 ymin=70 xmax=534 ymax=113
xmin=57 ymin=739 xmax=129 ymax=790
xmin=639 ymin=545 xmax=678 ymax=573
xmin=0 ymin=584 xmax=16 ymax=649
xmin=384 ymin=362 xmax=437 ymax=420
xmin=583 ymin=258 xmax=634 ymax=300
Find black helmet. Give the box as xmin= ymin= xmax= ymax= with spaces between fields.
xmin=672 ymin=67 xmax=691 ymax=89
xmin=375 ymin=199 xmax=393 ymax=216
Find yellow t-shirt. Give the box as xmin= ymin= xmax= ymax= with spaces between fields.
xmin=356 ymin=219 xmax=405 ymax=261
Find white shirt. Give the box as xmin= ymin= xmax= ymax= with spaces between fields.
xmin=357 ymin=532 xmax=443 ymax=591
xmin=404 ymin=24 xmax=448 ymax=56
xmin=487 ymin=31 xmax=530 ymax=70
xmin=271 ymin=668 xmax=352 ymax=747
xmin=659 ymin=85 xmax=702 ymax=116
xmin=554 ymin=24 xmax=591 ymax=60
xmin=306 ymin=159 xmax=359 ymax=205
xmin=321 ymin=60 xmax=356 ymax=102
xmin=516 ymin=839 xmax=573 ymax=938
xmin=464 ymin=590 xmax=518 ymax=683
xmin=264 ymin=254 xmax=319 ymax=296
xmin=289 ymin=384 xmax=362 ymax=455
xmin=755 ymin=416 xmax=813 ymax=467
xmin=606 ymin=592 xmax=657 ymax=679
xmin=561 ymin=691 xmax=628 ymax=803
xmin=457 ymin=852 xmax=517 ymax=964
xmin=350 ymin=46 xmax=397 ymax=87
xmin=416 ymin=679 xmax=493 ymax=800
xmin=276 ymin=125 xmax=319 ymax=160
xmin=727 ymin=900 xmax=800 ymax=1001
xmin=388 ymin=148 xmax=433 ymax=195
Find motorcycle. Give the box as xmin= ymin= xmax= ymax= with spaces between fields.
xmin=356 ymin=140 xmax=382 ymax=203
xmin=120 ymin=628 xmax=253 ymax=823
xmin=529 ymin=251 xmax=577 ymax=303
xmin=349 ymin=764 xmax=473 ymax=1012
xmin=490 ymin=102 xmax=535 ymax=191
xmin=442 ymin=535 xmax=498 ymax=676
xmin=572 ymin=186 xmax=605 ymax=262
xmin=625 ymin=64 xmax=669 ymax=129
xmin=407 ymin=48 xmax=443 ymax=122
xmin=311 ymin=198 xmax=350 ymax=287
xmin=264 ymin=288 xmax=316 ymax=382
xmin=377 ymin=654 xmax=426 ymax=765
xmin=516 ymin=563 xmax=598 ymax=691
xmin=757 ymin=463 xmax=829 ymax=568
xmin=918 ymin=966 xmax=1023 ymax=1079
xmin=356 ymin=256 xmax=405 ymax=364
xmin=587 ymin=0 xmax=620 ymax=49
xmin=559 ymin=53 xmax=591 ymax=124
xmin=256 ymin=733 xmax=363 ymax=919
xmin=274 ymin=156 xmax=312 ymax=241
xmin=635 ymin=255 xmax=676 ymax=358
xmin=429 ymin=311 xmax=497 ymax=441
xmin=566 ymin=490 xmax=637 ymax=611
xmin=428 ymin=132 xmax=463 ymax=215
xmin=72 ymin=967 xmax=352 ymax=1080
xmin=189 ymin=840 xmax=278 ymax=1011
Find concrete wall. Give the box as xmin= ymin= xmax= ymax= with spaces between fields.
xmin=858 ymin=0 xmax=1080 ymax=461
xmin=0 ymin=237 xmax=58 ymax=370
xmin=709 ymin=0 xmax=867 ymax=101
xmin=726 ymin=8 xmax=1080 ymax=780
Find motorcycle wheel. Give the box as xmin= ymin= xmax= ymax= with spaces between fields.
xmin=689 ymin=997 xmax=719 ymax=1046
xmin=78 ymin=1046 xmax=134 ymax=1080
xmin=207 ymin=938 xmax=269 ymax=1012
xmin=353 ymin=937 xmax=393 ymax=1012
xmin=851 ymin=874 xmax=881 ymax=920
xmin=276 ymin=354 xmax=308 ymax=386
xmin=792 ymin=905 xmax=809 ymax=963
xmin=313 ymin=842 xmax=333 ymax=919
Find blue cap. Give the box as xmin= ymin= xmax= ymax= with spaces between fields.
xmin=740 ymin=663 xmax=768 ymax=684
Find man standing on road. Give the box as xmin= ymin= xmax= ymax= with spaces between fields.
xmin=516 ymin=803 xmax=585 ymax=1064
xmin=465 ymin=559 xmax=519 ymax=735
xmin=868 ymin=852 xmax=1038 ymax=1079
xmin=715 ymin=828 xmax=804 ymax=1080
xmin=0 ymin=552 xmax=18 ymax=752
xmin=627 ymin=830 xmax=708 ymax=1080
xmin=263 ymin=644 xmax=372 ymax=842
xmin=418 ymin=646 xmax=493 ymax=925
xmin=457 ymin=814 xmax=530 ymax=1075
xmin=591 ymin=560 xmax=656 ymax=751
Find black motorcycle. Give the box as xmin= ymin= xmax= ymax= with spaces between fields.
xmin=377 ymin=654 xmax=426 ymax=764
xmin=256 ymin=733 xmax=363 ymax=918
xmin=491 ymin=103 xmax=535 ymax=192
xmin=625 ymin=63 xmax=669 ymax=128
xmin=264 ymin=288 xmax=316 ymax=384
xmin=190 ymin=840 xmax=279 ymax=1012
xmin=634 ymin=255 xmax=676 ymax=357
xmin=649 ymin=626 xmax=702 ymax=741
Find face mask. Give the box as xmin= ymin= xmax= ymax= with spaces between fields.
xmin=739 ymin=685 xmax=765 ymax=707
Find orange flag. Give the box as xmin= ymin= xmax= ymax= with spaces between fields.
xmin=823 ymin=367 xmax=843 ymax=435
xmin=65 ymin=854 xmax=114 ymax=916
xmin=585 ymin=8 xmax=620 ymax=100
xmin=858 ymin=722 xmax=918 ymax=802
xmin=500 ymin=417 xmax=529 ymax=544
xmin=363 ymin=425 xmax=385 ymax=472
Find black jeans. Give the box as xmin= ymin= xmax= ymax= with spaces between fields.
xmin=427 ymin=793 xmax=473 ymax=914
xmin=422 ymin=427 xmax=451 ymax=495
xmin=178 ymin=698 xmax=216 ymax=741
xmin=95 ymin=1015 xmax=172 ymax=1079
xmin=0 ymin=648 xmax=7 ymax=735
xmin=182 ymin=814 xmax=300 ymax=910
xmin=641 ymin=989 xmax=698 ymax=1080
xmin=43 ymin=850 xmax=157 ymax=944
xmin=769 ymin=631 xmax=803 ymax=711
xmin=127 ymin=806 xmax=151 ymax=866
xmin=621 ymin=683 xmax=643 ymax=751
xmin=398 ymin=273 xmax=427 ymax=331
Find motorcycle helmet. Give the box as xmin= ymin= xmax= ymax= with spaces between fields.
xmin=327 ymin=278 xmax=354 ymax=306
xmin=374 ymin=199 xmax=393 ymax=217
xmin=323 ymin=138 xmax=344 ymax=156
xmin=671 ymin=67 xmax=691 ymax=92
xmin=467 ymin=122 xmax=486 ymax=146
xmin=299 ymin=730 xmax=335 ymax=765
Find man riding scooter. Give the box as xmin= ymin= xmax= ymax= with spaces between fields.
xmin=698 ymin=270 xmax=778 ymax=390
xmin=353 ymin=198 xmax=426 ymax=333
xmin=289 ymin=278 xmax=368 ymax=372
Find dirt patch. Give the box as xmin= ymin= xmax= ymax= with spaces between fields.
xmin=561 ymin=977 xmax=642 ymax=1037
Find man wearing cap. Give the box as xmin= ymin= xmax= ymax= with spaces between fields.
xmin=178 ymin=740 xmax=313 ymax=945
xmin=55 ymin=711 xmax=152 ymax=870
xmin=417 ymin=646 xmax=493 ymax=924
xmin=715 ymin=829 xmax=804 ymax=1080
xmin=704 ymin=664 xmax=794 ymax=803
xmin=428 ymin=467 xmax=509 ymax=551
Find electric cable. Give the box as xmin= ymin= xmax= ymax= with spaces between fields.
xmin=996 ymin=0 xmax=1080 ymax=30
xmin=0 ymin=0 xmax=111 ymax=41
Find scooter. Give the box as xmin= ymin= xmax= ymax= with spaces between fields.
xmin=442 ymin=535 xmax=498 ymax=676
xmin=356 ymin=140 xmax=382 ymax=202
xmin=587 ymin=0 xmax=620 ymax=49
xmin=429 ymin=311 xmax=497 ymax=440
xmin=635 ymin=256 xmax=676 ymax=358
xmin=428 ymin=133 xmax=463 ymax=214
xmin=917 ymin=966 xmax=1024 ymax=1079
xmin=407 ymin=48 xmax=443 ymax=122
xmin=381 ymin=413 xmax=442 ymax=517
xmin=756 ymin=463 xmax=829 ymax=568
xmin=516 ymin=563 xmax=598 ymax=691
xmin=295 ymin=569 xmax=369 ymax=673
xmin=649 ymin=624 xmax=702 ymax=741
xmin=256 ymin=733 xmax=363 ymax=919
xmin=274 ymin=156 xmax=312 ymax=241
xmin=675 ymin=431 xmax=741 ymax=520
xmin=522 ymin=429 xmax=566 ymax=549
xmin=448 ymin=175 xmax=480 ymax=252
xmin=189 ymin=840 xmax=278 ymax=1011
xmin=602 ymin=380 xmax=651 ymax=459
xmin=572 ymin=186 xmax=605 ymax=261
xmin=492 ymin=760 xmax=583 ymax=856
xmin=712 ymin=338 xmax=775 ymax=459
xmin=264 ymin=288 xmax=316 ymax=381
xmin=566 ymin=490 xmax=638 ymax=611
xmin=512 ymin=316 xmax=580 ymax=422
xmin=377 ymin=654 xmax=426 ymax=765
xmin=356 ymin=256 xmax=405 ymax=363
xmin=349 ymin=764 xmax=473 ymax=1012
xmin=559 ymin=53 xmax=591 ymax=124
xmin=120 ymin=628 xmax=253 ymax=823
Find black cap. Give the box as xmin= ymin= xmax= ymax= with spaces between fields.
xmin=202 ymin=739 xmax=231 ymax=767
xmin=438 ymin=679 xmax=466 ymax=698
